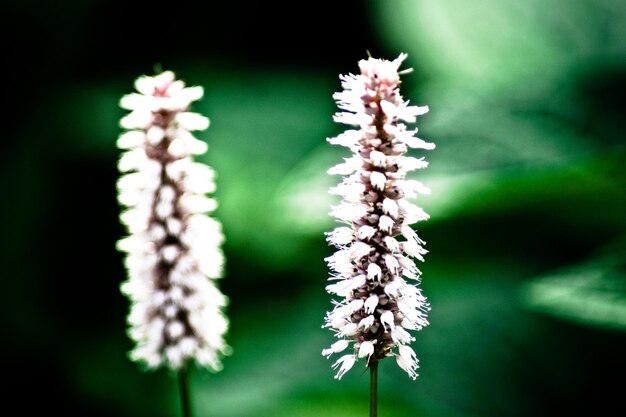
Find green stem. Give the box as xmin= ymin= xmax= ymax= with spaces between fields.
xmin=178 ymin=365 xmax=192 ymax=417
xmin=370 ymin=360 xmax=378 ymax=417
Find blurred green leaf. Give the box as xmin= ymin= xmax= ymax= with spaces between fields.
xmin=521 ymin=236 xmax=626 ymax=330
xmin=193 ymin=69 xmax=337 ymax=271
xmin=372 ymin=0 xmax=626 ymax=85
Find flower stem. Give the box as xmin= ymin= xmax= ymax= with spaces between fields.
xmin=370 ymin=360 xmax=378 ymax=417
xmin=178 ymin=365 xmax=192 ymax=417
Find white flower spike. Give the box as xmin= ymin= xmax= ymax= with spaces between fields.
xmin=117 ymin=71 xmax=230 ymax=372
xmin=323 ymin=53 xmax=433 ymax=380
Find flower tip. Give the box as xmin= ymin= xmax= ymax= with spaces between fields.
xmin=396 ymin=52 xmax=409 ymax=62
xmin=393 ymin=52 xmax=410 ymax=70
xmin=154 ymin=70 xmax=175 ymax=86
xmin=134 ymin=75 xmax=155 ymax=95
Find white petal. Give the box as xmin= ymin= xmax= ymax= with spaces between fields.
xmin=120 ymin=93 xmax=151 ymax=110
xmin=158 ymin=185 xmax=176 ymax=202
xmin=168 ymin=137 xmax=188 ymax=158
xmin=165 ymin=346 xmax=184 ymax=369
xmin=155 ymin=200 xmax=173 ymax=219
xmin=403 ymin=238 xmax=427 ymax=261
xmin=401 ymin=225 xmax=417 ymax=241
xmin=398 ymin=200 xmax=429 ymax=224
xmin=161 ymin=245 xmax=179 ymax=263
xmin=180 ymin=195 xmax=218 ymax=213
xmin=364 ymin=295 xmax=379 ymax=314
xmin=378 ymin=215 xmax=394 ymax=233
xmin=358 ymin=315 xmax=375 ymax=329
xmin=167 ymin=321 xmax=185 ymax=339
xmin=392 ymin=52 xmax=408 ymax=69
xmin=149 ymin=224 xmax=167 ymax=241
xmin=357 ymin=225 xmax=376 ymax=240
xmin=117 ymin=131 xmax=145 ymax=149
xmin=370 ymin=171 xmax=387 ymax=190
xmin=327 ymin=129 xmax=361 ymax=148
xmin=369 ymin=151 xmax=386 ymax=167
xmin=391 ymin=326 xmax=413 ymax=344
xmin=134 ymin=75 xmax=156 ymax=95
xmin=146 ymin=126 xmax=165 ymax=145
xmin=350 ymin=242 xmax=372 ymax=260
xmin=400 ymin=134 xmax=435 ymax=150
xmin=384 ymin=279 xmax=401 ymax=297
xmin=325 ymin=249 xmax=352 ymax=276
xmin=325 ymin=275 xmax=366 ymax=297
xmin=333 ymin=111 xmax=372 ymax=126
xmin=380 ymin=100 xmax=399 ymax=119
xmin=398 ymin=156 xmax=428 ymax=172
xmin=176 ymin=112 xmax=210 ymax=131
xmin=338 ymin=322 xmax=358 ymax=337
xmin=399 ymin=344 xmax=418 ymax=365
xmin=153 ymin=71 xmax=176 ymax=90
xmin=322 ymin=340 xmax=350 ymax=358
xmin=382 ymin=198 xmax=399 ymax=218
xmin=153 ymin=71 xmax=175 ymax=88
xmin=398 ymin=255 xmax=420 ymax=279
xmin=396 ymin=102 xmax=429 ymax=123
xmin=328 ymin=156 xmax=361 ymax=176
xmin=358 ymin=341 xmax=374 ymax=358
xmin=399 ymin=179 xmax=431 ymax=197
xmin=384 ymin=254 xmax=399 ymax=273
xmin=367 ymin=263 xmax=382 ymax=280
xmin=332 ymin=354 xmax=357 ymax=379
xmin=181 ymin=86 xmax=204 ymax=103
xmin=326 ymin=227 xmax=354 ymax=246
xmin=178 ymin=337 xmax=198 ymax=356
xmin=120 ymin=110 xmax=152 ymax=129
xmin=330 ymin=202 xmax=368 ymax=223
xmin=383 ymin=236 xmax=400 ymax=252
xmin=395 ymin=346 xmax=419 ymax=380
xmin=185 ymin=137 xmax=208 ymax=155
xmin=348 ymin=299 xmax=364 ymax=313
xmin=380 ymin=311 xmax=395 ymax=331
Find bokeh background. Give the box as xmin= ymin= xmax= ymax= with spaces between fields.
xmin=3 ymin=0 xmax=626 ymax=416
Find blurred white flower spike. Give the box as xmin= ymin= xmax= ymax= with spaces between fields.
xmin=117 ymin=71 xmax=230 ymax=372
xmin=323 ymin=53 xmax=433 ymax=380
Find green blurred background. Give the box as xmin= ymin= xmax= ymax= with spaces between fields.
xmin=3 ymin=0 xmax=625 ymax=416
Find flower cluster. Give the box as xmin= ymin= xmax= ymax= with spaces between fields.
xmin=322 ymin=53 xmax=433 ymax=380
xmin=117 ymin=71 xmax=229 ymax=371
